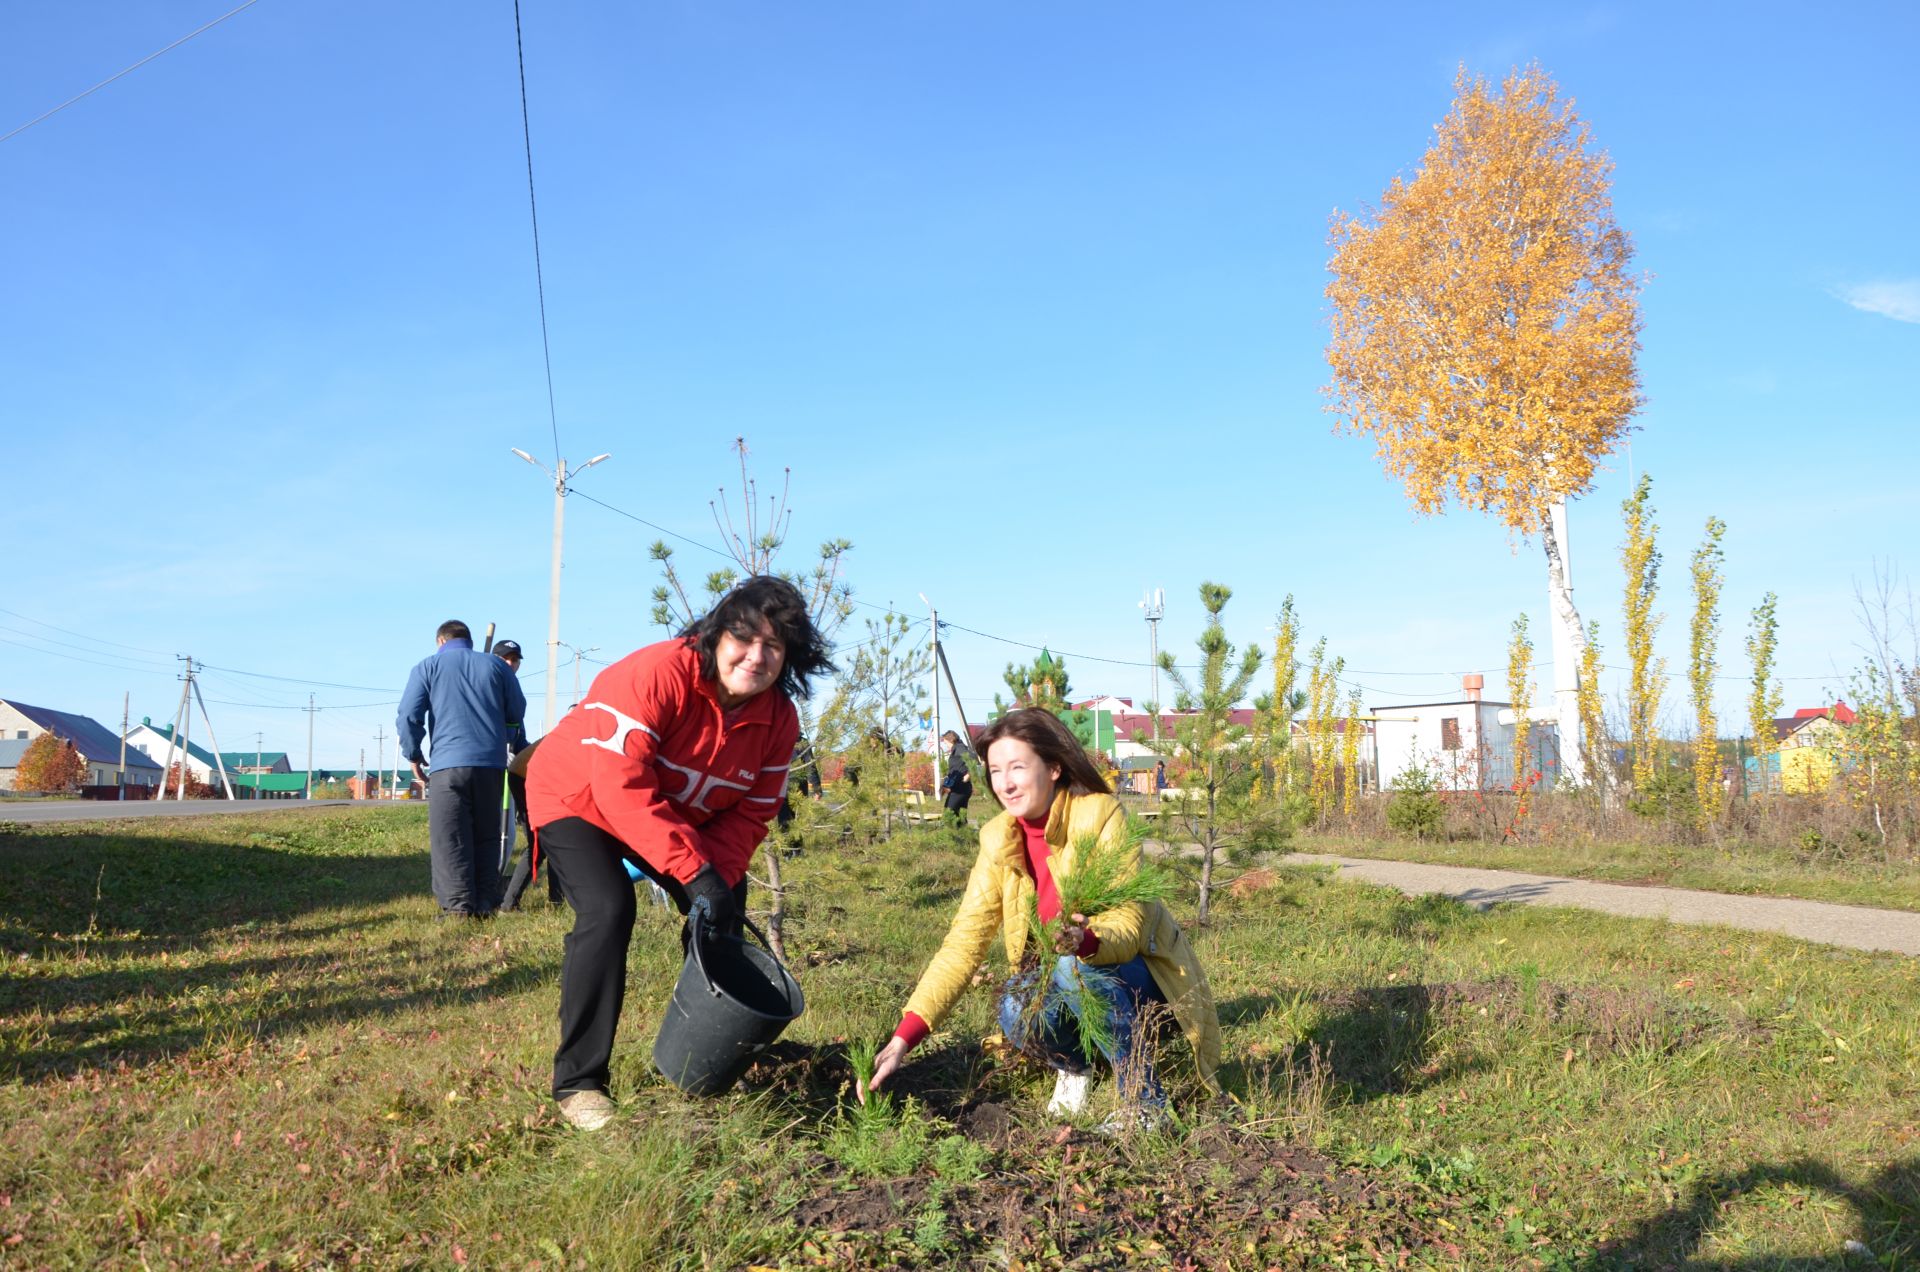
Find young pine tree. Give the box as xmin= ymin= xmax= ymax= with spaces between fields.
xmin=1154 ymin=582 xmax=1263 ymax=925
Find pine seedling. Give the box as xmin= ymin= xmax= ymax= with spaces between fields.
xmin=1013 ymin=817 xmax=1176 ymax=1067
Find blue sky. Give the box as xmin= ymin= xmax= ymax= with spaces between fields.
xmin=3 ymin=1 xmax=1915 ymax=768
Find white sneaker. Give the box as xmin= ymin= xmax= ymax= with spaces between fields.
xmin=1046 ymin=1069 xmax=1091 ymax=1118
xmin=557 ymin=1090 xmax=617 ymax=1131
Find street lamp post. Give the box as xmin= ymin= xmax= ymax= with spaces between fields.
xmin=513 ymin=448 xmax=610 ymax=734
xmin=1139 ymin=588 xmax=1165 ymax=742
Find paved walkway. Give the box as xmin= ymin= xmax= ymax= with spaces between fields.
xmin=1280 ymin=852 xmax=1920 ymax=957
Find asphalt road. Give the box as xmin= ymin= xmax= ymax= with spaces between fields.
xmin=1283 ymin=852 xmax=1920 ymax=957
xmin=0 ymin=799 xmax=406 ymax=824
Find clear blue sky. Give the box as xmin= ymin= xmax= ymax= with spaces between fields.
xmin=3 ymin=1 xmax=1915 ymax=768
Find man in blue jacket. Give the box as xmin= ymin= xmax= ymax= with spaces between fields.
xmin=397 ymin=620 xmax=528 ymax=918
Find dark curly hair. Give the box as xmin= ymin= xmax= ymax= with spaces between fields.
xmin=680 ymin=575 xmax=837 ymax=701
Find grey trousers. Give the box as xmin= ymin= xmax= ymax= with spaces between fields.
xmin=428 ymin=766 xmax=506 ymax=914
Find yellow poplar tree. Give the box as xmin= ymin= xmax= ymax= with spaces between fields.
xmin=1577 ymin=619 xmax=1607 ymax=785
xmin=1508 ymin=614 xmax=1535 ymax=802
xmin=1256 ymin=596 xmax=1302 ymax=799
xmin=1689 ymin=517 xmax=1727 ymax=822
xmin=1621 ymin=474 xmax=1666 ymax=789
xmin=1325 ymin=64 xmax=1643 ymax=786
xmin=1340 ymin=688 xmax=1363 ymax=817
xmin=1745 ymin=593 xmax=1782 ymax=796
xmin=1306 ymin=639 xmax=1345 ymax=822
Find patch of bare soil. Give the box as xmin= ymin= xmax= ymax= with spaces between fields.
xmin=1322 ymin=976 xmax=1759 ymax=1054
xmin=784 ymin=1117 xmax=1462 ymax=1269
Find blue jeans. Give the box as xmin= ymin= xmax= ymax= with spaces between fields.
xmin=1000 ymin=953 xmax=1168 ymax=1104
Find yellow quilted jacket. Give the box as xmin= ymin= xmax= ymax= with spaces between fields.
xmin=901 ymin=787 xmax=1221 ymax=1087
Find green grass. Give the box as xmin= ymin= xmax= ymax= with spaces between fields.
xmin=1299 ymin=828 xmax=1920 ymax=912
xmin=1 ymin=807 xmax=1916 ymax=1267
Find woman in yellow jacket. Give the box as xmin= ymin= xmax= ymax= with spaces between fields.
xmin=861 ymin=709 xmax=1220 ymax=1131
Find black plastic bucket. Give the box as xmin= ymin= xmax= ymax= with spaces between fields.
xmin=651 ymin=914 xmax=804 ymax=1096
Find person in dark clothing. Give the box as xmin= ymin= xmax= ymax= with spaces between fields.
xmin=493 ymin=641 xmax=561 ymax=912
xmin=793 ymin=736 xmax=823 ymax=799
xmin=396 ymin=620 xmax=528 ymax=918
xmin=938 ymin=729 xmax=973 ymax=821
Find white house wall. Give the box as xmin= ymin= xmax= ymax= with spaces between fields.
xmin=125 ymin=725 xmax=216 ymax=783
xmin=1372 ymin=701 xmax=1559 ymax=791
xmin=0 ymin=702 xmax=39 ymax=742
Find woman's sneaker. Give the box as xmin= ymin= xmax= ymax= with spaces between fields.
xmin=557 ymin=1090 xmax=617 ymax=1131
xmin=1046 ymin=1069 xmax=1091 ymax=1118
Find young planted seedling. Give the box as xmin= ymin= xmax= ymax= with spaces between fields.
xmin=1012 ymin=817 xmax=1176 ymax=1067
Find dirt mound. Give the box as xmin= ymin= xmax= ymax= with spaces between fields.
xmin=787 ymin=1120 xmax=1460 ymax=1268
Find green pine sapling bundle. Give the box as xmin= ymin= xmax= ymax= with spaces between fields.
xmin=1013 ymin=817 xmax=1175 ymax=1066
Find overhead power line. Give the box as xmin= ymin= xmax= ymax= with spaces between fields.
xmin=1 ymin=0 xmax=264 ymax=145
xmin=511 ymin=0 xmax=562 ymax=468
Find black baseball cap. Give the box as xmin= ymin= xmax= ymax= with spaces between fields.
xmin=494 ymin=640 xmax=524 ymax=660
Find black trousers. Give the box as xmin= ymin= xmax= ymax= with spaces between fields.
xmin=536 ymin=816 xmax=747 ymax=1098
xmin=428 ymin=766 xmax=506 ymax=914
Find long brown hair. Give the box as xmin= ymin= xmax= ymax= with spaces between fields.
xmin=975 ymin=708 xmax=1109 ymax=803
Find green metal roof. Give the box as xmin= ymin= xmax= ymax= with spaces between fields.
xmin=229 ymin=772 xmax=313 ymax=793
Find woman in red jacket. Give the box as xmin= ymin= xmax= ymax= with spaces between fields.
xmin=526 ymin=576 xmax=834 ymax=1130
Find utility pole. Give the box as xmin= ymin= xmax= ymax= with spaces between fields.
xmin=187 ymin=661 xmax=238 ymax=800
xmin=358 ymin=748 xmax=366 ymax=799
xmin=920 ymin=594 xmax=940 ymax=758
xmin=177 ymin=663 xmax=194 ymax=799
xmin=375 ymin=726 xmax=385 ymax=800
xmin=254 ymin=731 xmax=263 ymax=801
xmin=513 ymin=447 xmax=611 ymax=733
xmin=305 ymin=694 xmax=316 ymax=800
xmin=562 ymin=643 xmax=600 ymax=713
xmin=153 ymin=672 xmax=190 ymax=801
xmin=118 ymin=691 xmax=128 ymax=800
xmin=1139 ymin=588 xmax=1165 ymax=742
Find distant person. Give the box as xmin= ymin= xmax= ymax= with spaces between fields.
xmin=397 ymin=621 xmax=528 ymax=918
xmin=938 ymin=729 xmax=972 ymax=821
xmin=1154 ymin=759 xmax=1168 ymax=791
xmin=493 ymin=641 xmax=561 ymax=913
xmin=793 ymin=736 xmax=823 ymax=799
xmin=525 ymin=576 xmax=835 ymax=1131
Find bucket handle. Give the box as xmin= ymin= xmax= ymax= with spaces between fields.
xmin=686 ymin=903 xmax=793 ymax=1003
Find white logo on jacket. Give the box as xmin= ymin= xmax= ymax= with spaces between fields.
xmin=579 ymin=701 xmax=785 ymax=815
xmin=580 ymin=702 xmax=657 ymax=755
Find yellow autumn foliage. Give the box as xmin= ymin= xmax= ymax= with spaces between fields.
xmin=1324 ymin=65 xmax=1643 ymax=537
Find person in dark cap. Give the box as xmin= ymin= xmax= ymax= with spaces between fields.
xmin=489 ymin=642 xmax=554 ymax=911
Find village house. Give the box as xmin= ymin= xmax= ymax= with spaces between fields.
xmin=1369 ymin=675 xmax=1560 ymax=793
xmin=0 ymin=698 xmax=165 ymax=793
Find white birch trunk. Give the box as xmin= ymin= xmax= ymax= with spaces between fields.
xmin=1541 ymin=498 xmax=1590 ymax=785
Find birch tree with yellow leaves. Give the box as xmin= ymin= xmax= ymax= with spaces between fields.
xmin=1325 ymin=65 xmax=1643 ymax=786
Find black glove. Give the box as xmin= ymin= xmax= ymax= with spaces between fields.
xmin=684 ymin=864 xmax=740 ymax=937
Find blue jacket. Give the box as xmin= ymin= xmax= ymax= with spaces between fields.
xmin=396 ymin=638 xmax=528 ymax=773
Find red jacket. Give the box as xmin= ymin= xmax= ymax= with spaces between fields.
xmin=526 ymin=640 xmax=798 ymax=886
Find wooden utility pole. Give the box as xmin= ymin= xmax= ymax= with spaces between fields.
xmin=305 ymin=695 xmax=316 ymax=800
